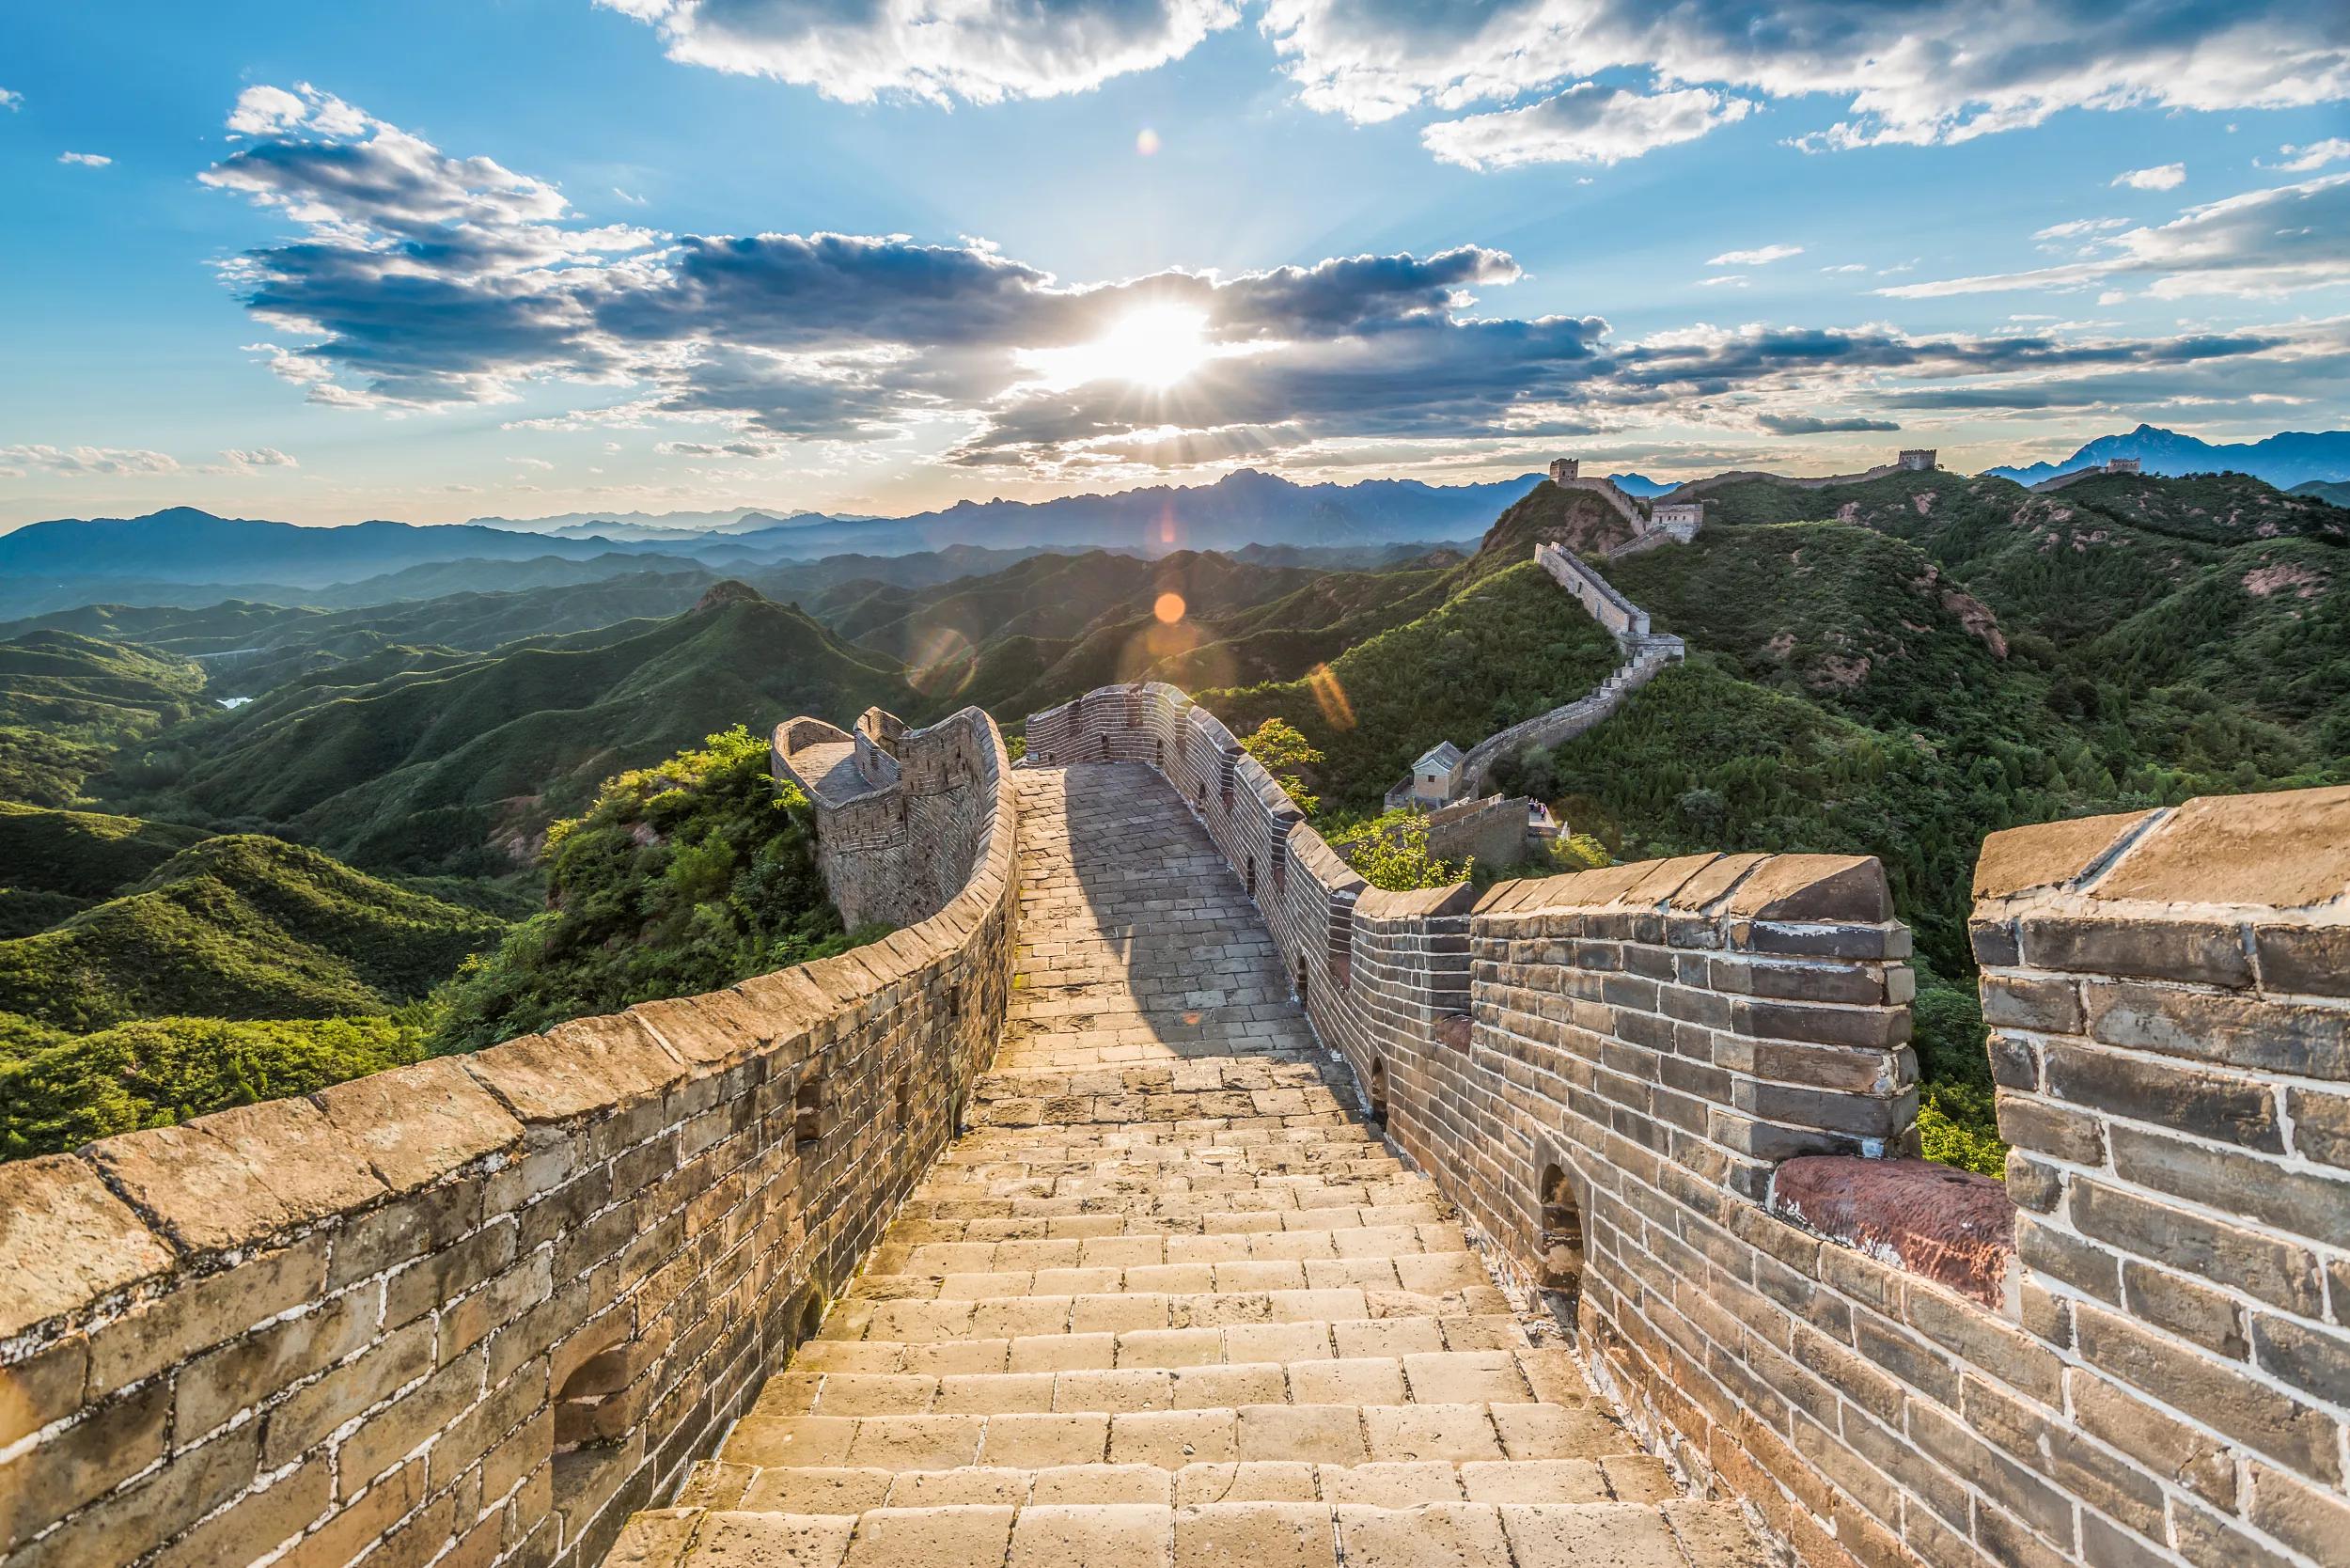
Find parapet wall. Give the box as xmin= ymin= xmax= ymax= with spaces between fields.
xmin=0 ymin=706 xmax=1020 ymax=1568
xmin=1536 ymin=540 xmax=1651 ymax=642
xmin=1024 ymin=685 xmax=2350 ymax=1568
xmin=774 ymin=706 xmax=999 ymax=930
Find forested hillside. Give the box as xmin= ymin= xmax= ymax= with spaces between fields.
xmin=104 ymin=584 xmax=915 ymax=875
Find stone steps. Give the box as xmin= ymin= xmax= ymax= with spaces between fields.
xmin=718 ymin=1400 xmax=1631 ymax=1472
xmin=747 ymin=1348 xmax=1587 ymax=1419
xmin=611 ymin=1498 xmax=1764 ymax=1568
xmin=672 ymin=1453 xmax=1679 ymax=1511
xmin=825 ymin=1286 xmax=1518 ymax=1344
xmin=789 ymin=1314 xmax=1534 ymax=1374
xmin=596 ymin=761 xmax=1768 ymax=1568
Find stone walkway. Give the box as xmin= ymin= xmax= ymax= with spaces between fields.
xmin=609 ymin=764 xmax=1764 ymax=1567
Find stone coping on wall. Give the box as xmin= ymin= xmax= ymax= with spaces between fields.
xmin=0 ymin=705 xmax=1019 ymax=1568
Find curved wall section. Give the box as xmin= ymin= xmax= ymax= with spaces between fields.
xmin=0 ymin=706 xmax=1018 ymax=1568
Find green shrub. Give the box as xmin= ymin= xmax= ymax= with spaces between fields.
xmin=426 ymin=726 xmax=875 ymax=1054
xmin=0 ymin=1012 xmax=426 ymax=1158
xmin=1327 ymin=809 xmax=1471 ymax=891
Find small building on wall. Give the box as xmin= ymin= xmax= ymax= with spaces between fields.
xmin=1897 ymin=448 xmax=1938 ymax=472
xmin=1650 ymin=500 xmax=1703 ymax=541
xmin=1387 ymin=740 xmax=1465 ymax=809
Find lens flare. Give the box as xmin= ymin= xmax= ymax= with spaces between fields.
xmin=1136 ymin=127 xmax=1162 ymax=156
xmin=1307 ymin=663 xmax=1355 ymax=730
xmin=1153 ymin=591 xmax=1185 ymax=623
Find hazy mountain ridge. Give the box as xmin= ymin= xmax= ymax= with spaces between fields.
xmin=1984 ymin=424 xmax=2350 ymax=488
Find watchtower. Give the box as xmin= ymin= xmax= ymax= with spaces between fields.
xmin=1896 ymin=448 xmax=1937 ymax=473
xmin=1549 ymin=458 xmax=1580 ymax=483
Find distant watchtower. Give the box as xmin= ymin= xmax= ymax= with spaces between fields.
xmin=1549 ymin=458 xmax=1581 ymax=483
xmin=1897 ymin=448 xmax=1937 ymax=473
xmin=2105 ymin=457 xmax=2142 ymax=475
xmin=1650 ymin=500 xmax=1703 ymax=542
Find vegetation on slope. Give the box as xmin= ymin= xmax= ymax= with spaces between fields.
xmin=0 ymin=631 xmax=208 ymax=804
xmin=0 ymin=1013 xmax=426 ymax=1159
xmin=428 ymin=726 xmax=876 ymax=1055
xmin=106 ymin=586 xmax=916 ymax=876
xmin=0 ymin=833 xmax=505 ymax=1029
xmin=0 ymin=802 xmax=208 ymax=937
xmin=1201 ymin=559 xmax=1622 ymax=811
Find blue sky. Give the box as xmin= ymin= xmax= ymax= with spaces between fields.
xmin=3 ymin=0 xmax=2346 ymax=527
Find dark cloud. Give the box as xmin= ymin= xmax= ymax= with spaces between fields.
xmin=202 ymin=86 xmax=2339 ymax=477
xmin=1758 ymin=414 xmax=1901 ymax=434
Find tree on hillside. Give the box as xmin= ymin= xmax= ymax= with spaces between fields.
xmin=1240 ymin=716 xmax=1324 ymax=815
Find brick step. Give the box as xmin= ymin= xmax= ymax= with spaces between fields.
xmin=941 ymin=1123 xmax=1385 ymax=1154
xmin=932 ymin=1142 xmax=1403 ymax=1174
xmin=867 ymin=1224 xmax=1467 ymax=1278
xmin=790 ymin=1314 xmax=1534 ymax=1375
xmin=671 ymin=1452 xmax=1678 ymax=1513
xmin=610 ymin=1498 xmax=1762 ymax=1568
xmin=746 ymin=1349 xmax=1586 ymax=1419
xmin=718 ymin=1400 xmax=1631 ymax=1472
xmin=915 ymin=1164 xmax=1418 ymax=1196
xmin=842 ymin=1251 xmax=1492 ymax=1305
xmin=895 ymin=1199 xmax=1451 ymax=1231
xmin=972 ymin=1097 xmax=1357 ymax=1130
xmin=972 ymin=1060 xmax=1345 ymax=1095
xmin=821 ymin=1286 xmax=1517 ymax=1344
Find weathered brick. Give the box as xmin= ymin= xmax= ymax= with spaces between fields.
xmin=1981 ymin=973 xmax=2084 ymax=1033
xmin=2023 ymin=914 xmax=2252 ymax=988
xmin=1995 ymin=1093 xmax=2104 ymax=1165
xmin=2284 ymin=1086 xmax=2350 ymax=1168
xmin=0 ymin=1334 xmax=88 ymax=1450
xmin=0 ymin=1380 xmax=168 ymax=1549
xmin=2253 ymin=922 xmax=2350 ymax=998
xmin=87 ymin=1238 xmax=328 ymax=1399
xmin=152 ymin=1456 xmax=331 ymax=1568
xmin=2070 ymin=1178 xmax=2323 ymax=1316
xmin=2120 ymin=1261 xmax=2247 ymax=1360
xmin=2085 ymin=981 xmax=2350 ymax=1080
xmin=2043 ymin=1041 xmax=2280 ymax=1150
xmin=2076 ymin=1304 xmax=2339 ymax=1485
xmin=176 ymin=1291 xmax=376 ymax=1445
xmin=2109 ymin=1122 xmax=2350 ymax=1251
xmin=0 ymin=1156 xmax=175 ymax=1342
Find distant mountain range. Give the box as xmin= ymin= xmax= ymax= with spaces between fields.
xmin=1983 ymin=425 xmax=2350 ymax=489
xmin=0 ymin=470 xmax=1544 ymax=593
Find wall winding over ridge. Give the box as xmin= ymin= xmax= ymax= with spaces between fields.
xmin=1025 ymin=684 xmax=2350 ymax=1568
xmin=0 ymin=706 xmax=1019 ymax=1568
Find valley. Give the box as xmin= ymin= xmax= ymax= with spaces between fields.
xmin=0 ymin=461 xmax=2342 ymax=1176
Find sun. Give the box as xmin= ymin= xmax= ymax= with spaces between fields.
xmin=1025 ymin=306 xmax=1212 ymax=391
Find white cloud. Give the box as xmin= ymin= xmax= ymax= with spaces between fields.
xmin=599 ymin=0 xmax=1240 ymax=105
xmin=2098 ymin=290 xmax=2129 ymax=305
xmin=2033 ymin=217 xmax=2129 ymax=241
xmin=2273 ymin=137 xmax=2350 ymax=171
xmin=227 ymin=85 xmax=309 ymax=135
xmin=0 ymin=88 xmax=21 ymax=111
xmin=612 ymin=186 xmax=648 ymax=206
xmin=223 ymin=447 xmax=298 ymax=468
xmin=1819 ymin=263 xmax=1869 ymax=274
xmin=1709 ymin=243 xmax=1803 ymax=266
xmin=1421 ymin=84 xmax=1752 ymax=170
xmin=1 ymin=444 xmax=180 ymax=476
xmin=1261 ymin=1 xmax=2350 ymax=149
xmin=1699 ymin=274 xmax=1749 ymax=288
xmin=1884 ymin=172 xmax=2350 ymax=300
xmin=509 ymin=456 xmax=555 ymax=469
xmin=58 ymin=151 xmax=112 ymax=167
xmin=2113 ymin=163 xmax=2186 ymax=190
xmin=192 ymin=85 xmax=2345 ymax=478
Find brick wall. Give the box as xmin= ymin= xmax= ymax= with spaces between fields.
xmin=1025 ymin=682 xmax=2350 ymax=1568
xmin=0 ymin=710 xmax=1021 ymax=1568
xmin=775 ymin=708 xmax=1003 ymax=931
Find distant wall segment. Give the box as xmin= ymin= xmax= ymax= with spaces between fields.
xmin=1025 ymin=685 xmax=2350 ymax=1568
xmin=0 ymin=707 xmax=1019 ymax=1568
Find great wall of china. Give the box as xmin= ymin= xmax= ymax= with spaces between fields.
xmin=3 ymin=522 xmax=2348 ymax=1568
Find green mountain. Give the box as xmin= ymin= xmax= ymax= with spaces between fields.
xmin=109 ymin=584 xmax=916 ymax=875
xmin=2292 ymin=479 xmax=2350 ymax=509
xmin=0 ymin=631 xmax=209 ymax=805
xmin=1201 ymin=557 xmax=1622 ymax=813
xmin=0 ymin=831 xmax=505 ymax=1029
xmin=0 ymin=802 xmax=210 ymax=937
